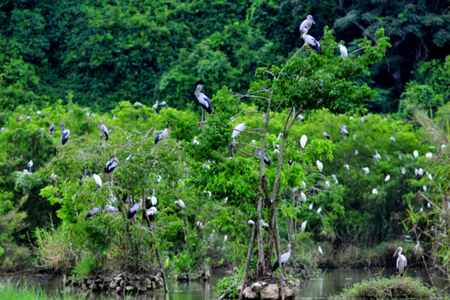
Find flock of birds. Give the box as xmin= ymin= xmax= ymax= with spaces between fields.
xmin=11 ymin=13 xmax=430 ymax=277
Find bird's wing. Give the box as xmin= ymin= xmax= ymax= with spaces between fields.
xmin=396 ymin=257 xmax=399 ymax=268
xmin=199 ymin=94 xmax=211 ymax=107
xmin=404 ymin=256 xmax=407 ymax=267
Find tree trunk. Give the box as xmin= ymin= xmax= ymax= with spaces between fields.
xmin=239 ymin=224 xmax=257 ymax=300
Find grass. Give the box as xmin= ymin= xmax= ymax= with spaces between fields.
xmin=330 ymin=276 xmax=436 ymax=299
xmin=0 ymin=281 xmax=87 ymax=300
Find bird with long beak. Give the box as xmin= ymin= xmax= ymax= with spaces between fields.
xmin=299 ymin=15 xmax=315 ymax=33
xmin=393 ymin=246 xmax=407 ymax=277
xmin=300 ymin=28 xmax=322 ymax=55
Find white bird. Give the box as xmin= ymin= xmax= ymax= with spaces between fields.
xmin=93 ymin=174 xmax=102 ymax=187
xmin=352 ymin=134 xmax=357 ymax=140
xmin=195 ymin=84 xmax=212 ymax=123
xmin=325 ymin=181 xmax=330 ymax=187
xmin=355 ymin=150 xmax=359 ymax=155
xmin=360 ymin=117 xmax=365 ymax=124
xmin=427 ymin=203 xmax=431 ymax=208
xmin=418 ymin=168 xmax=424 ymax=176
xmin=425 ymin=152 xmax=432 ymax=158
xmin=104 ymin=154 xmax=119 ymax=173
xmin=154 ymin=128 xmax=170 ymax=144
xmin=419 ymin=207 xmax=423 ymax=213
xmin=299 ymin=15 xmax=315 ymax=33
xmin=350 ymin=116 xmax=355 ymax=120
xmin=428 ymin=173 xmax=433 ymax=180
xmin=159 ymin=101 xmax=168 ymax=108
xmin=135 ymin=102 xmax=143 ymax=107
xmin=316 ymin=160 xmax=323 ymax=172
xmin=301 ymin=221 xmax=307 ymax=232
xmin=197 ymin=221 xmax=204 ymax=229
xmin=126 ymin=154 xmax=132 ymax=161
xmin=390 ymin=137 xmax=396 ymax=142
xmin=317 ymin=207 xmax=322 ymax=214
xmin=150 ymin=189 xmax=157 ymax=206
xmin=127 ymin=199 xmax=143 ymax=220
xmin=301 ymin=181 xmax=306 ymax=188
xmin=17 ymin=116 xmax=23 ymax=122
xmin=385 ymin=175 xmax=390 ymax=182
xmin=300 ymin=28 xmax=321 ymax=54
xmin=399 ymin=155 xmax=402 ymax=160
xmin=105 ymin=205 xmax=119 ymax=214
xmin=98 ymin=120 xmax=109 ymax=141
xmin=423 ymin=186 xmax=427 ymax=192
xmin=394 ymin=246 xmax=407 ymax=276
xmin=146 ymin=206 xmax=158 ymax=222
xmin=415 ymin=241 xmax=420 ymax=254
xmin=301 ymin=192 xmax=306 ymax=201
xmin=372 ymin=188 xmax=378 ymax=195
xmin=386 ymin=156 xmax=391 ymax=162
xmin=86 ymin=112 xmax=90 ymax=118
xmin=223 ymin=235 xmax=227 ymax=242
xmin=300 ymin=135 xmax=308 ymax=149
xmin=363 ymin=167 xmax=370 ymax=175
xmin=297 ymin=115 xmax=305 ymax=121
xmin=175 ymin=199 xmax=186 ymax=208
xmin=338 ymin=44 xmax=348 ymax=60
xmin=309 ymin=203 xmax=313 ymax=210
xmin=60 ymin=123 xmax=70 ymax=145
xmin=332 ymin=174 xmax=338 ymax=184
xmin=50 ymin=173 xmax=57 ymax=180
xmin=340 ymin=125 xmax=349 ymax=136
xmin=401 ymin=168 xmax=406 ymax=174
xmin=248 ymin=220 xmax=255 ymax=226
xmin=277 ymin=133 xmax=283 ymax=141
xmin=318 ymin=246 xmax=323 ymax=255
xmin=109 ymin=194 xmax=116 ymax=203
xmin=372 ymin=150 xmax=381 ymax=160
xmin=193 ymin=136 xmax=200 ymax=145
xmin=272 ymin=244 xmax=291 ymax=271
xmin=344 ymin=164 xmax=349 ymax=170
xmin=26 ymin=116 xmax=31 ymax=122
xmin=37 ymin=111 xmax=41 ymax=116
xmin=27 ymin=160 xmax=33 ymax=172
xmin=442 ymin=144 xmax=447 ymax=150
xmin=85 ymin=208 xmax=101 ymax=220
xmin=232 ymin=123 xmax=247 ymax=139
xmin=156 ymin=175 xmax=162 ymax=183
xmin=113 ymin=114 xmax=116 ymax=120
xmin=152 ymin=101 xmax=159 ymax=110
xmin=413 ymin=150 xmax=419 ymax=158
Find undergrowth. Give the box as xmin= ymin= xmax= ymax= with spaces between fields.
xmin=0 ymin=281 xmax=86 ymax=300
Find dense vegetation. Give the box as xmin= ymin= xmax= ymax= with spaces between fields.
xmin=0 ymin=0 xmax=450 ymax=297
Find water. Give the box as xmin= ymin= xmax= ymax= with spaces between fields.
xmin=1 ymin=268 xmax=446 ymax=299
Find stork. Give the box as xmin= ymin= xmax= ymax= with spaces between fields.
xmin=340 ymin=125 xmax=349 ymax=136
xmin=105 ymin=205 xmax=120 ymax=214
xmin=147 ymin=207 xmax=158 ymax=222
xmin=394 ymin=246 xmax=407 ymax=276
xmin=257 ymin=150 xmax=271 ymax=166
xmin=104 ymin=154 xmax=119 ymax=173
xmin=60 ymin=123 xmax=70 ymax=145
xmin=272 ymin=244 xmax=291 ymax=272
xmin=85 ymin=208 xmax=101 ymax=220
xmin=299 ymin=15 xmax=315 ymax=33
xmin=338 ymin=45 xmax=348 ymax=59
xmin=323 ymin=132 xmax=330 ymax=140
xmin=26 ymin=116 xmax=31 ymax=122
xmin=127 ymin=199 xmax=143 ymax=220
xmin=150 ymin=189 xmax=157 ymax=206
xmin=49 ymin=123 xmax=55 ymax=135
xmin=300 ymin=28 xmax=321 ymax=54
xmin=27 ymin=160 xmax=33 ymax=172
xmin=194 ymin=84 xmax=212 ymax=123
xmin=98 ymin=120 xmax=109 ymax=141
xmin=154 ymin=128 xmax=170 ymax=144
xmin=152 ymin=101 xmax=159 ymax=110
xmin=159 ymin=101 xmax=169 ymax=108
xmin=17 ymin=116 xmax=23 ymax=122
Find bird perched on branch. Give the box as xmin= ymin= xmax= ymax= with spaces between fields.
xmin=49 ymin=123 xmax=55 ymax=135
xmin=85 ymin=208 xmax=101 ymax=220
xmin=93 ymin=174 xmax=102 ymax=187
xmin=98 ymin=120 xmax=109 ymax=141
xmin=27 ymin=160 xmax=33 ymax=172
xmin=300 ymin=28 xmax=321 ymax=55
xmin=256 ymin=150 xmax=271 ymax=166
xmin=60 ymin=123 xmax=70 ymax=145
xmin=104 ymin=154 xmax=119 ymax=173
xmin=394 ymin=246 xmax=407 ymax=276
xmin=127 ymin=199 xmax=143 ymax=220
xmin=299 ymin=15 xmax=315 ymax=33
xmin=272 ymin=244 xmax=291 ymax=272
xmin=195 ymin=84 xmax=212 ymax=123
xmin=155 ymin=128 xmax=170 ymax=144
xmin=338 ymin=45 xmax=348 ymax=60
xmin=147 ymin=207 xmax=158 ymax=222
xmin=232 ymin=123 xmax=247 ymax=141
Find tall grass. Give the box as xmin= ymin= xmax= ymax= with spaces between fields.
xmin=0 ymin=281 xmax=86 ymax=300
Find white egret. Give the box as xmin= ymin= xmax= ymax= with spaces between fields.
xmin=150 ymin=189 xmax=157 ymax=206
xmin=135 ymin=102 xmax=143 ymax=107
xmin=297 ymin=115 xmax=305 ymax=121
xmin=413 ymin=150 xmax=419 ymax=158
xmin=353 ymin=134 xmax=357 ymax=140
xmin=195 ymin=84 xmax=212 ymax=123
xmin=232 ymin=123 xmax=247 ymax=140
xmin=340 ymin=125 xmax=349 ymax=136
xmin=372 ymin=188 xmax=378 ymax=195
xmin=17 ymin=116 xmax=23 ymax=122
xmin=425 ymin=153 xmax=432 ymax=158
xmin=423 ymin=186 xmax=427 ymax=192
xmin=418 ymin=168 xmax=423 ymax=176
xmin=415 ymin=241 xmax=420 ymax=254
xmin=317 ymin=207 xmax=322 ymax=214
xmin=109 ymin=194 xmax=116 ymax=203
xmin=344 ymin=164 xmax=349 ymax=170
xmin=175 ymin=199 xmax=186 ymax=208
xmin=385 ymin=175 xmax=390 ymax=182
xmin=399 ymin=155 xmax=402 ymax=160
xmin=355 ymin=150 xmax=359 ymax=155
xmin=428 ymin=173 xmax=433 ymax=180
xmin=301 ymin=181 xmax=306 ymax=188
xmin=427 ymin=203 xmax=431 ymax=208
xmin=154 ymin=128 xmax=170 ymax=144
xmin=93 ymin=174 xmax=102 ymax=187
xmin=301 ymin=192 xmax=306 ymax=201
xmin=362 ymin=167 xmax=369 ymax=175
xmin=332 ymin=174 xmax=338 ymax=184
xmin=318 ymin=246 xmax=323 ymax=255
xmin=26 ymin=116 xmax=31 ymax=122
xmin=193 ymin=136 xmax=200 ymax=145
xmin=393 ymin=246 xmax=407 ymax=277
xmin=301 ymin=221 xmax=307 ymax=232
xmin=300 ymin=135 xmax=308 ymax=149
xmin=325 ymin=181 xmax=330 ymax=187
xmin=152 ymin=101 xmax=159 ymax=110
xmin=338 ymin=45 xmax=348 ymax=59
xmin=309 ymin=203 xmax=313 ymax=210
xmin=272 ymin=244 xmax=291 ymax=271
xmin=372 ymin=150 xmax=381 ymax=160
xmin=419 ymin=207 xmax=423 ymax=213
xmin=401 ymin=168 xmax=406 ymax=174
xmin=316 ymin=160 xmax=323 ymax=172
xmin=390 ymin=137 xmax=396 ymax=142
xmin=360 ymin=117 xmax=365 ymax=124
xmin=156 ymin=175 xmax=162 ymax=182
xmin=104 ymin=154 xmax=119 ymax=173
xmin=60 ymin=123 xmax=70 ymax=145
xmin=414 ymin=168 xmax=418 ymax=175
xmin=300 ymin=28 xmax=321 ymax=54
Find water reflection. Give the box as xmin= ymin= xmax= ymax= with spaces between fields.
xmin=0 ymin=268 xmax=445 ymax=299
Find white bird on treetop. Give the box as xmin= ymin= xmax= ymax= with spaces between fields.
xmin=155 ymin=129 xmax=170 ymax=144
xmin=317 ymin=207 xmax=322 ymax=214
xmin=300 ymin=135 xmax=308 ymax=149
xmin=300 ymin=28 xmax=322 ymax=54
xmin=195 ymin=84 xmax=212 ymax=123
xmin=152 ymin=101 xmax=159 ymax=110
xmin=147 ymin=206 xmax=158 ymax=222
xmin=316 ymin=160 xmax=323 ymax=172
xmin=299 ymin=15 xmax=315 ymax=33
xmin=232 ymin=123 xmax=247 ymax=139
xmin=338 ymin=45 xmax=348 ymax=60
xmin=150 ymin=189 xmax=157 ymax=206
xmin=423 ymin=186 xmax=427 ymax=192
xmin=301 ymin=221 xmax=307 ymax=232
xmin=425 ymin=152 xmax=432 ymax=158
xmin=418 ymin=168 xmax=424 ymax=176
xmin=332 ymin=174 xmax=338 ymax=184
xmin=344 ymin=164 xmax=349 ymax=170
xmin=193 ymin=136 xmax=200 ymax=145
xmin=413 ymin=150 xmax=419 ymax=158
xmin=385 ymin=175 xmax=390 ymax=182
xmin=363 ymin=167 xmax=369 ymax=175
xmin=325 ymin=181 xmax=330 ymax=187
xmin=372 ymin=188 xmax=378 ymax=195
xmin=428 ymin=173 xmax=433 ymax=180
xmin=93 ymin=174 xmax=102 ymax=187
xmin=390 ymin=136 xmax=396 ymax=142
xmin=105 ymin=205 xmax=119 ymax=214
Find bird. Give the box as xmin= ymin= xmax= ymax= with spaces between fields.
xmin=317 ymin=207 xmax=322 ymax=214
xmin=415 ymin=241 xmax=420 ymax=254
xmin=127 ymin=199 xmax=143 ymax=220
xmin=300 ymin=135 xmax=307 ymax=149
xmin=385 ymin=175 xmax=390 ymax=182
xmin=175 ymin=199 xmax=186 ymax=208
xmin=332 ymin=174 xmax=338 ymax=184
xmin=147 ymin=207 xmax=158 ymax=222
xmin=355 ymin=150 xmax=359 ymax=155
xmin=27 ymin=160 xmax=33 ymax=172
xmin=340 ymin=125 xmax=349 ymax=136
xmin=48 ymin=123 xmax=55 ymax=135
xmin=37 ymin=111 xmax=41 ymax=116
xmin=17 ymin=116 xmax=23 ymax=122
xmin=105 ymin=205 xmax=119 ymax=214
xmin=301 ymin=192 xmax=306 ymax=201
xmin=360 ymin=117 xmax=365 ymax=124
xmin=150 ymin=189 xmax=157 ymax=206
xmin=423 ymin=186 xmax=427 ymax=192
xmin=363 ymin=167 xmax=370 ymax=175
xmin=152 ymin=101 xmax=159 ymax=110
xmin=414 ymin=168 xmax=418 ymax=176
xmin=159 ymin=101 xmax=168 ymax=108
xmin=154 ymin=128 xmax=170 ymax=144
xmin=248 ymin=220 xmax=255 ymax=226
xmin=194 ymin=84 xmax=212 ymax=123
xmin=394 ymin=246 xmax=407 ymax=276
xmin=85 ymin=208 xmax=101 ymax=220
xmin=413 ymin=150 xmax=419 ymax=158
xmin=350 ymin=116 xmax=355 ymax=120
xmin=323 ymin=132 xmax=330 ymax=140
xmin=372 ymin=188 xmax=378 ymax=195
xmin=309 ymin=203 xmax=314 ymax=210
xmin=318 ymin=246 xmax=323 ymax=255
xmin=418 ymin=168 xmax=424 ymax=176
xmin=135 ymin=102 xmax=143 ymax=107
xmin=86 ymin=112 xmax=90 ymax=118
xmin=325 ymin=181 xmax=330 ymax=187
xmin=272 ymin=244 xmax=291 ymax=272
xmin=197 ymin=221 xmax=204 ymax=229
xmin=372 ymin=150 xmax=381 ymax=160
xmin=98 ymin=120 xmax=109 ymax=141
xmin=428 ymin=173 xmax=433 ymax=180
xmin=104 ymin=154 xmax=119 ymax=173
xmin=338 ymin=45 xmax=348 ymax=59
xmin=353 ymin=134 xmax=357 ymax=140
xmin=344 ymin=164 xmax=349 ymax=170
xmin=257 ymin=150 xmax=271 ymax=166
xmin=109 ymin=194 xmax=116 ymax=203
xmin=301 ymin=221 xmax=307 ymax=232
xmin=316 ymin=160 xmax=323 ymax=172
xmin=26 ymin=116 xmax=31 ymax=122
xmin=299 ymin=15 xmax=315 ymax=33
xmin=301 ymin=181 xmax=306 ymax=188
xmin=113 ymin=114 xmax=116 ymax=120
xmin=156 ymin=175 xmax=162 ymax=182
xmin=425 ymin=153 xmax=432 ymax=158
xmin=401 ymin=168 xmax=406 ymax=174
xmin=93 ymin=174 xmax=102 ymax=187
xmin=297 ymin=115 xmax=305 ymax=121
xmin=193 ymin=136 xmax=200 ymax=145
xmin=390 ymin=137 xmax=396 ymax=142
xmin=232 ymin=123 xmax=247 ymax=140
xmin=300 ymin=28 xmax=321 ymax=54
xmin=60 ymin=123 xmax=70 ymax=145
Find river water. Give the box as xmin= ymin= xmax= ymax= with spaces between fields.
xmin=1 ymin=267 xmax=446 ymax=299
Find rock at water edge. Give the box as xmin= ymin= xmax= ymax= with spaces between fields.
xmin=260 ymin=284 xmax=280 ymax=300
xmin=243 ymin=287 xmax=258 ymax=299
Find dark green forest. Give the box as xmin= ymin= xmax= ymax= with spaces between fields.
xmin=0 ymin=0 xmax=450 ymax=297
